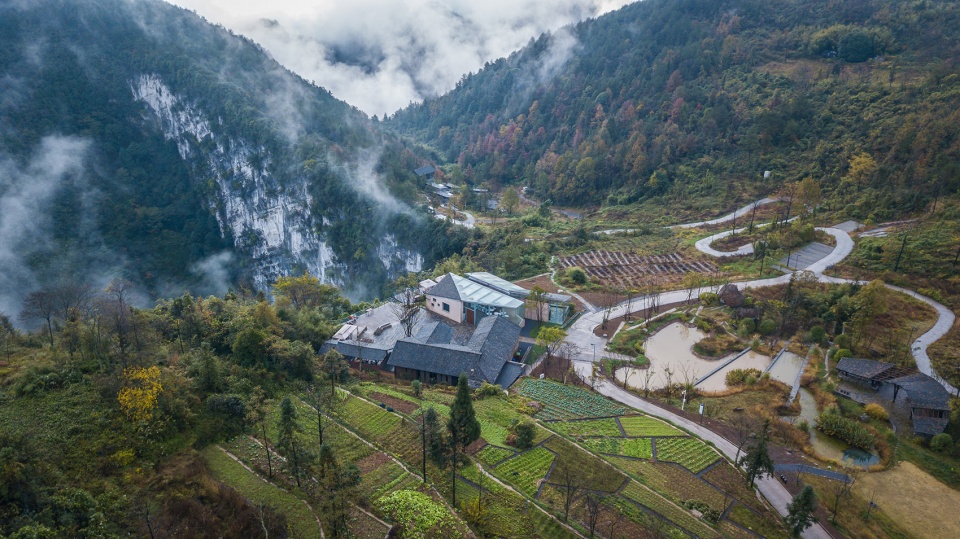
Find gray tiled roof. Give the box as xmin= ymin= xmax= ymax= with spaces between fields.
xmin=386 ymin=315 xmax=521 ymax=387
xmin=835 ymin=357 xmax=896 ymax=380
xmin=913 ymin=416 xmax=950 ymax=437
xmin=427 ymin=274 xmax=461 ymax=301
xmin=495 ymin=362 xmax=524 ymax=389
xmin=890 ymin=372 xmax=951 ymax=410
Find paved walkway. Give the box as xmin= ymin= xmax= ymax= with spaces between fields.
xmin=671 ymin=197 xmax=780 ymax=229
xmin=571 ymin=359 xmax=832 ymax=539
xmin=559 ymin=198 xmax=958 ymax=538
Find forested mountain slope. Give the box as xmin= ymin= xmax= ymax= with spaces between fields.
xmin=0 ymin=0 xmax=465 ymax=315
xmin=388 ymin=0 xmax=960 ymax=216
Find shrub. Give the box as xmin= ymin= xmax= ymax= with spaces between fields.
xmin=474 ymin=381 xmax=503 ymax=398
xmin=863 ymin=403 xmax=888 ymax=422
xmin=796 ymin=419 xmax=809 ymax=432
xmin=377 ymin=490 xmax=461 ymax=539
xmin=817 ymin=410 xmax=875 ymax=450
xmin=739 ymin=318 xmax=756 ymax=335
xmin=699 ymin=292 xmax=719 ymax=306
xmin=931 ymin=433 xmax=954 ymax=453
xmin=834 ymin=334 xmax=851 ymax=349
xmin=514 ymin=421 xmax=536 ymax=449
xmin=567 ymin=267 xmax=588 ymax=285
xmin=809 ymin=326 xmax=826 ymax=344
xmin=833 ymin=348 xmax=853 ymax=362
xmin=411 ymin=379 xmax=423 ymax=398
xmin=726 ymin=368 xmax=762 ymax=386
xmin=759 ymin=319 xmax=777 ymax=335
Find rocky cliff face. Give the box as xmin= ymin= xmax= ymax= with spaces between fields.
xmin=132 ymin=74 xmax=422 ymax=292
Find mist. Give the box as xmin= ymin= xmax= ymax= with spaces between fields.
xmin=165 ymin=0 xmax=634 ymax=117
xmin=0 ymin=136 xmax=90 ymax=320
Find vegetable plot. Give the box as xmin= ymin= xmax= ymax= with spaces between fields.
xmin=581 ymin=437 xmax=653 ymax=459
xmin=655 ymin=437 xmax=720 ymax=473
xmin=516 ymin=379 xmax=627 ymax=419
xmin=618 ymin=415 xmax=683 ymax=437
xmin=494 ymin=447 xmax=556 ymax=496
xmin=546 ymin=417 xmax=622 ymax=437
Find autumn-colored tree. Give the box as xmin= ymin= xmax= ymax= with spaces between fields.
xmin=536 ymin=326 xmax=567 ymax=362
xmin=272 ymin=272 xmax=348 ymax=314
xmin=501 ymin=187 xmax=520 ymax=215
xmin=118 ymin=366 xmax=164 ymax=422
xmin=842 ymin=152 xmax=877 ymax=192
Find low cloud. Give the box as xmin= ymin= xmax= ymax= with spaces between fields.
xmin=190 ymin=251 xmax=234 ymax=296
xmin=0 ymin=136 xmax=89 ymax=319
xmin=166 ymin=0 xmax=634 ymax=117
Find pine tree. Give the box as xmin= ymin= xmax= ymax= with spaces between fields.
xmin=277 ymin=396 xmax=304 ymax=487
xmin=785 ymin=485 xmax=818 ymax=537
xmin=739 ymin=419 xmax=774 ymax=487
xmin=447 ymin=373 xmax=481 ymax=508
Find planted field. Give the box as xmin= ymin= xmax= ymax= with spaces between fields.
xmin=547 ymin=417 xmax=622 ymax=437
xmin=729 ymin=503 xmax=789 ymax=539
xmin=494 ymin=447 xmax=555 ymax=496
xmin=339 ymin=395 xmax=406 ymax=440
xmin=202 ymin=446 xmax=323 ymax=539
xmin=357 ymin=457 xmax=419 ymax=501
xmin=655 ymin=437 xmax=720 ymax=473
xmin=348 ymin=507 xmax=391 ymax=539
xmin=581 ymin=437 xmax=653 ymax=459
xmin=477 ymin=445 xmax=515 ymax=466
xmin=558 ymin=250 xmax=716 ymax=289
xmin=618 ymin=415 xmax=683 ymax=437
xmin=701 ymin=462 xmax=767 ymax=513
xmin=620 ymin=480 xmax=721 ymax=538
xmin=606 ymin=457 xmax=727 ymax=512
xmin=543 ymin=436 xmax=627 ymax=492
xmin=516 ymin=379 xmax=626 ymax=420
xmin=291 ymin=399 xmax=374 ymax=463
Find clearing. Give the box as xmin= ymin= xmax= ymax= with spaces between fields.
xmin=854 ymin=461 xmax=960 ymax=539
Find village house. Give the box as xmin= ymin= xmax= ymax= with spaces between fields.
xmin=424 ymin=272 xmax=572 ymax=327
xmin=835 ymin=357 xmax=951 ymax=437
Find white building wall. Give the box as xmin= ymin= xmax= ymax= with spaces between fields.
xmin=426 ymin=294 xmax=463 ymax=324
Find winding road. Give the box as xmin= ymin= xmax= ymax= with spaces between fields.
xmin=563 ymin=202 xmax=957 ymax=539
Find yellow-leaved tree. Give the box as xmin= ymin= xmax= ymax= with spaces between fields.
xmin=117 ymin=366 xmax=163 ymax=421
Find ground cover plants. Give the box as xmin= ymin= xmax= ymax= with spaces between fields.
xmin=492 ymin=446 xmax=555 ymax=496
xmin=581 ymin=437 xmax=653 ymax=459
xmin=545 ymin=417 xmax=622 ymax=437
xmin=618 ymin=414 xmax=684 ymax=436
xmin=516 ymin=378 xmax=626 ymax=419
xmin=655 ymin=437 xmax=721 ymax=473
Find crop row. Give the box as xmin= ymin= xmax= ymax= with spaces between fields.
xmin=620 ymin=480 xmax=720 ymax=538
xmin=702 ymin=463 xmax=767 ymax=513
xmin=605 ymin=457 xmax=726 ymax=512
xmin=581 ymin=437 xmax=653 ymax=459
xmin=291 ymin=399 xmax=374 ymax=463
xmin=358 ymin=459 xmax=419 ymax=501
xmin=477 ymin=445 xmax=516 ymax=466
xmin=655 ymin=437 xmax=720 ymax=473
xmin=516 ymin=379 xmax=627 ymax=420
xmin=542 ymin=436 xmax=627 ymax=493
xmin=339 ymin=395 xmax=407 ymax=440
xmin=547 ymin=417 xmax=622 ymax=437
xmin=494 ymin=447 xmax=555 ymax=497
xmin=618 ymin=415 xmax=683 ymax=437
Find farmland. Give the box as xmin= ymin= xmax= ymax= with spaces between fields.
xmin=546 ymin=417 xmax=623 ymax=437
xmin=581 ymin=437 xmax=654 ymax=459
xmin=516 ymin=378 xmax=627 ymax=419
xmin=558 ymin=250 xmax=716 ymax=288
xmin=655 ymin=437 xmax=722 ymax=473
xmin=619 ymin=414 xmax=684 ymax=437
xmin=493 ymin=446 xmax=556 ymax=496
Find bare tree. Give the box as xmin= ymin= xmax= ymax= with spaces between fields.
xmin=528 ymin=285 xmax=548 ymax=326
xmin=584 ymin=493 xmax=603 ymax=537
xmin=554 ymin=463 xmax=583 ymax=523
xmin=390 ymin=286 xmax=422 ymax=338
xmin=730 ymin=412 xmax=758 ymax=463
xmin=748 ymin=200 xmax=761 ymax=233
xmin=604 ymin=502 xmax=625 ymax=539
xmin=642 ymin=366 xmax=656 ymax=398
xmin=829 ymin=469 xmax=860 ymax=523
xmin=20 ymin=289 xmax=56 ymax=349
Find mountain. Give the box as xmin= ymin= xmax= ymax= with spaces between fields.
xmin=388 ymin=0 xmax=960 ymax=217
xmin=0 ymin=0 xmax=466 ymax=316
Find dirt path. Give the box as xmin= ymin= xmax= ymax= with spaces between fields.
xmin=855 ymin=462 xmax=960 ymax=539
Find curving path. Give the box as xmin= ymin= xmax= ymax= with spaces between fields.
xmin=670 ymin=197 xmax=780 ymax=229
xmin=562 ymin=201 xmax=956 ymax=538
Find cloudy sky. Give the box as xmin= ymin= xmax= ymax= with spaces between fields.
xmin=167 ymin=0 xmax=634 ymax=117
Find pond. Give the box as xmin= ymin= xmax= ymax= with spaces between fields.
xmin=696 ymin=350 xmax=773 ymax=393
xmin=615 ymin=322 xmax=749 ymax=391
xmin=766 ymin=350 xmax=807 ymax=386
xmin=791 ymin=387 xmax=879 ymax=468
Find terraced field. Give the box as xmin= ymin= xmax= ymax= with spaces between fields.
xmin=581 ymin=437 xmax=653 ymax=459
xmin=546 ymin=417 xmax=623 ymax=437
xmin=493 ymin=447 xmax=555 ymax=496
xmin=618 ymin=415 xmax=684 ymax=437
xmin=558 ymin=250 xmax=716 ymax=288
xmin=655 ymin=437 xmax=721 ymax=473
xmin=516 ymin=378 xmax=626 ymax=419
